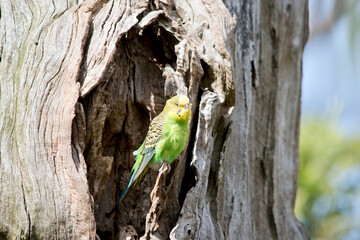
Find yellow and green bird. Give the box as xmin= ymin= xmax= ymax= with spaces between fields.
xmin=106 ymin=95 xmax=191 ymax=217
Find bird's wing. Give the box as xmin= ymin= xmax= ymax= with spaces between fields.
xmin=131 ymin=112 xmax=166 ymax=184
xmin=140 ymin=112 xmax=166 ymax=155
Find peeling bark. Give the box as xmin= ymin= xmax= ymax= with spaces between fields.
xmin=0 ymin=0 xmax=309 ymax=239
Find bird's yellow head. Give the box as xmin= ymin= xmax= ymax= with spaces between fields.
xmin=165 ymin=95 xmax=191 ymax=122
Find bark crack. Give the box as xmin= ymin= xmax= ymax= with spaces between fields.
xmin=243 ymin=74 xmax=248 ymax=113
xmin=78 ymin=21 xmax=94 ymax=86
xmin=178 ymin=88 xmax=202 ymax=206
xmin=263 ymin=92 xmax=278 ymax=239
xmin=20 ymin=178 xmax=31 ymax=238
xmin=208 ymin=113 xmax=231 ymax=238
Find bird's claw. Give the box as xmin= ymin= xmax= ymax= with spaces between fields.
xmin=160 ymin=162 xmax=171 ymax=173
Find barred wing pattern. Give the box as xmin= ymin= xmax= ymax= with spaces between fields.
xmin=132 ymin=112 xmax=165 ymax=183
xmin=141 ymin=112 xmax=166 ymax=155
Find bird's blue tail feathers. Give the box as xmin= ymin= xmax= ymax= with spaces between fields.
xmin=105 ymin=174 xmax=134 ymax=218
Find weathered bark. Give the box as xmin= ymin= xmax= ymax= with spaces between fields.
xmin=0 ymin=0 xmax=309 ymax=239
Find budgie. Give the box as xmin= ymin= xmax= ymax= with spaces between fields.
xmin=105 ymin=95 xmax=191 ymax=217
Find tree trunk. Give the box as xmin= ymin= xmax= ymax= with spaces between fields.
xmin=0 ymin=0 xmax=309 ymax=239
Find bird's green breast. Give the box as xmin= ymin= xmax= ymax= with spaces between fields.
xmin=154 ymin=119 xmax=189 ymax=164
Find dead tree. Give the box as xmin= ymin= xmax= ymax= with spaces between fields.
xmin=0 ymin=0 xmax=309 ymax=239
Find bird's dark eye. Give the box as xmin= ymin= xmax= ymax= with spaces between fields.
xmin=176 ymin=104 xmax=179 ymax=107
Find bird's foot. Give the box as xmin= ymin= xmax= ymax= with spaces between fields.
xmin=160 ymin=162 xmax=171 ymax=173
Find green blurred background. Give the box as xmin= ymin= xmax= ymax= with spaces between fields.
xmin=295 ymin=0 xmax=360 ymax=239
